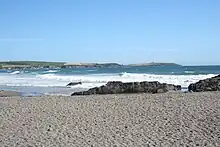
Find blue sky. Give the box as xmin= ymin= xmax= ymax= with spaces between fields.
xmin=0 ymin=0 xmax=219 ymax=65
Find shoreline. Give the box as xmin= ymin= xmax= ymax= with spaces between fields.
xmin=0 ymin=90 xmax=21 ymax=97
xmin=0 ymin=86 xmax=89 ymax=97
xmin=0 ymin=88 xmax=189 ymax=97
xmin=0 ymin=92 xmax=219 ymax=146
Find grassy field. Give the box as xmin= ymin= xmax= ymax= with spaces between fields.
xmin=0 ymin=61 xmax=65 ymax=68
xmin=0 ymin=61 xmax=122 ymax=69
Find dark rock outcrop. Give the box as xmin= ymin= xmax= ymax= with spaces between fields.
xmin=66 ymin=82 xmax=82 ymax=86
xmin=71 ymin=81 xmax=181 ymax=96
xmin=188 ymin=75 xmax=220 ymax=92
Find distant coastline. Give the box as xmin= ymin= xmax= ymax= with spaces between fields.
xmin=0 ymin=61 xmax=181 ymax=69
xmin=128 ymin=62 xmax=180 ymax=67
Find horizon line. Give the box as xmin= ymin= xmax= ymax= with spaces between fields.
xmin=1 ymin=60 xmax=220 ymax=66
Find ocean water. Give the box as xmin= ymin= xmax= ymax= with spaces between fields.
xmin=0 ymin=66 xmax=219 ymax=96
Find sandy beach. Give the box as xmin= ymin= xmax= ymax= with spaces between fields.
xmin=0 ymin=92 xmax=220 ymax=146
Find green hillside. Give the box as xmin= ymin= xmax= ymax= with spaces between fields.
xmin=0 ymin=61 xmax=65 ymax=69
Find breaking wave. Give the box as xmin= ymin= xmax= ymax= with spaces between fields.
xmin=0 ymin=71 xmax=217 ymax=89
xmin=11 ymin=71 xmax=21 ymax=75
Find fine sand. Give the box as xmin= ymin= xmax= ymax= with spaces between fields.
xmin=0 ymin=92 xmax=220 ymax=146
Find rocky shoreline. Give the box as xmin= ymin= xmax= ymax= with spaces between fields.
xmin=71 ymin=81 xmax=181 ymax=96
xmin=188 ymin=74 xmax=220 ymax=92
xmin=1 ymin=75 xmax=220 ymax=146
xmin=71 ymin=75 xmax=220 ymax=96
xmin=0 ymin=75 xmax=219 ymax=97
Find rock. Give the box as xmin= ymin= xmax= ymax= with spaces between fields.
xmin=71 ymin=81 xmax=181 ymax=96
xmin=166 ymin=84 xmax=181 ymax=91
xmin=66 ymin=82 xmax=82 ymax=86
xmin=188 ymin=75 xmax=220 ymax=92
xmin=156 ymin=88 xmax=168 ymax=93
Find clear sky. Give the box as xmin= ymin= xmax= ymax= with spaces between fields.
xmin=0 ymin=0 xmax=219 ymax=65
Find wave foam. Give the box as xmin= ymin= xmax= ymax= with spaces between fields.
xmin=0 ymin=72 xmax=217 ymax=89
xmin=184 ymin=71 xmax=196 ymax=74
xmin=36 ymin=73 xmax=217 ymax=88
xmin=43 ymin=70 xmax=58 ymax=73
xmin=11 ymin=71 xmax=21 ymax=75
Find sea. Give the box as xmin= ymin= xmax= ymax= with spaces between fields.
xmin=0 ymin=65 xmax=219 ymax=96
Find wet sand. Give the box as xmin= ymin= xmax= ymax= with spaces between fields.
xmin=0 ymin=92 xmax=220 ymax=146
xmin=0 ymin=90 xmax=21 ymax=97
